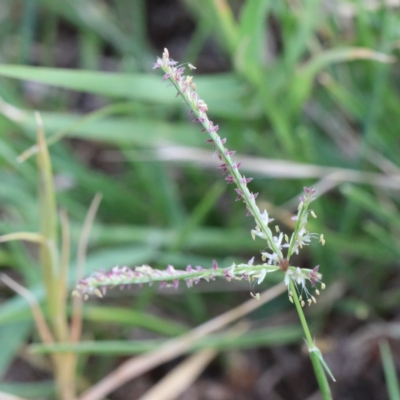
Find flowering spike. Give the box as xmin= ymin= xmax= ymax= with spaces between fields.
xmin=74 ymin=50 xmax=326 ymax=309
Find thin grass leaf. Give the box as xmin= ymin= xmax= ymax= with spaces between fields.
xmin=380 ymin=340 xmax=400 ymax=400
xmin=29 ymin=324 xmax=301 ymax=355
xmin=283 ymin=0 xmax=321 ymax=67
xmin=138 ymin=349 xmax=217 ymax=400
xmin=170 ymin=181 xmax=226 ymax=251
xmin=341 ymin=185 xmax=400 ymax=230
xmin=0 ymin=321 xmax=32 ymax=379
xmin=81 ymin=306 xmax=187 ymax=336
xmin=236 ymin=0 xmax=271 ymax=71
xmin=0 ymin=67 xmax=251 ymax=118
xmin=183 ymin=0 xmax=239 ymax=55
xmin=0 ymin=232 xmax=47 ymax=245
xmin=291 ymin=47 xmax=395 ymax=110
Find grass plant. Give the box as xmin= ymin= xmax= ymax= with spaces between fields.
xmin=0 ymin=1 xmax=399 ymax=399
xmin=73 ymin=48 xmax=333 ymax=399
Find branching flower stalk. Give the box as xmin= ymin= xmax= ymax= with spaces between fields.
xmin=73 ymin=49 xmax=334 ymax=398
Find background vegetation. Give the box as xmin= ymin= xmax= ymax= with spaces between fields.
xmin=0 ymin=0 xmax=400 ymax=399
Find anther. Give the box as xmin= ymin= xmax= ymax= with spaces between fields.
xmin=311 ymin=211 xmax=317 ymax=218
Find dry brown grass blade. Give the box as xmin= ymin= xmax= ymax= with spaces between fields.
xmin=0 ymin=274 xmax=55 ymax=345
xmin=78 ymin=283 xmax=286 ymax=400
xmin=138 ymin=322 xmax=249 ymax=400
xmin=0 ymin=232 xmax=47 ymax=244
xmin=138 ymin=349 xmax=217 ymax=400
xmin=71 ymin=193 xmax=103 ymax=344
xmin=118 ymin=146 xmax=400 ymax=189
xmin=0 ymin=95 xmax=26 ymax=124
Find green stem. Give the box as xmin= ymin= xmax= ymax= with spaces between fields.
xmin=289 ymin=279 xmax=332 ymax=400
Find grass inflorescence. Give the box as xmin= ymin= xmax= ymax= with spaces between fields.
xmin=75 ymin=49 xmax=326 ymax=305
xmin=72 ymin=48 xmax=334 ymax=399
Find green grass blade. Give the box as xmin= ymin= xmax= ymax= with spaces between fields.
xmin=341 ymin=185 xmax=400 ymax=231
xmin=236 ymin=0 xmax=271 ymax=70
xmin=380 ymin=340 xmax=400 ymax=400
xmin=0 ymin=67 xmax=252 ymax=119
xmin=29 ymin=324 xmax=303 ymax=355
xmin=0 ymin=321 xmax=32 ymax=378
xmin=82 ymin=306 xmax=187 ymax=336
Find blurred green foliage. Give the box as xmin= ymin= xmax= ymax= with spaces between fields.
xmin=0 ymin=0 xmax=400 ymax=398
